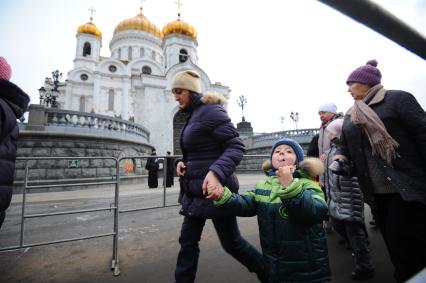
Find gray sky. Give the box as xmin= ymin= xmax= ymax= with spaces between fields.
xmin=1 ymin=0 xmax=425 ymax=133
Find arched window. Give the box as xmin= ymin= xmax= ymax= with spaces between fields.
xmin=140 ymin=47 xmax=144 ymax=57
xmin=83 ymin=42 xmax=91 ymax=56
xmin=179 ymin=49 xmax=188 ymax=63
xmin=142 ymin=66 xmax=152 ymax=75
xmin=128 ymin=46 xmax=132 ymax=60
xmin=118 ymin=48 xmax=121 ymax=60
xmin=79 ymin=96 xmax=86 ymax=112
xmin=151 ymin=50 xmax=156 ymax=60
xmin=108 ymin=89 xmax=114 ymax=111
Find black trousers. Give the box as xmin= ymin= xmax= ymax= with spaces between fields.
xmin=374 ymin=193 xmax=426 ymax=283
xmin=330 ymin=217 xmax=374 ymax=272
xmin=174 ymin=216 xmax=266 ymax=283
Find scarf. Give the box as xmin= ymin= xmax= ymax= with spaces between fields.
xmin=350 ymin=84 xmax=399 ymax=165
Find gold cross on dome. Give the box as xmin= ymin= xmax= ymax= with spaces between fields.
xmin=140 ymin=0 xmax=146 ymax=11
xmin=88 ymin=6 xmax=96 ymax=21
xmin=175 ymin=0 xmax=183 ymax=19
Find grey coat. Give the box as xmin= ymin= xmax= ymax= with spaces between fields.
xmin=326 ymin=141 xmax=364 ymax=223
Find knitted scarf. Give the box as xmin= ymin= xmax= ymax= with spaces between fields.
xmin=350 ymin=84 xmax=399 ymax=165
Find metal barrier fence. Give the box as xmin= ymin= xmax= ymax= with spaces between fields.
xmin=0 ymin=154 xmax=268 ymax=276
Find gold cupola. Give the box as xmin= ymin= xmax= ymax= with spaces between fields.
xmin=162 ymin=13 xmax=197 ymax=40
xmin=113 ymin=8 xmax=163 ymax=39
xmin=77 ymin=18 xmax=102 ymax=39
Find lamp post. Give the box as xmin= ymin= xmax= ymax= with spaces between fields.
xmin=280 ymin=115 xmax=286 ymax=131
xmin=290 ymin=111 xmax=299 ymax=130
xmin=237 ymin=95 xmax=247 ymax=122
xmin=39 ymin=70 xmax=62 ymax=108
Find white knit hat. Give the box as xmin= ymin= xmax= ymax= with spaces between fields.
xmin=318 ymin=103 xmax=337 ymax=114
xmin=171 ymin=70 xmax=201 ymax=93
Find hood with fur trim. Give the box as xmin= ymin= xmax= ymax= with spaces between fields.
xmin=200 ymin=91 xmax=228 ymax=106
xmin=263 ymin=157 xmax=324 ymax=179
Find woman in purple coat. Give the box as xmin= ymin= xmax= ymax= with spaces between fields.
xmin=171 ymin=70 xmax=266 ymax=283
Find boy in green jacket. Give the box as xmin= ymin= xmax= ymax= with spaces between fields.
xmin=212 ymin=138 xmax=331 ymax=282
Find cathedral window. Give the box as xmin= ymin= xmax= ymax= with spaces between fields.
xmin=109 ymin=65 xmax=117 ymax=73
xmin=151 ymin=50 xmax=156 ymax=60
xmin=142 ymin=66 xmax=152 ymax=75
xmin=83 ymin=42 xmax=91 ymax=57
xmin=179 ymin=49 xmax=188 ymax=63
xmin=118 ymin=48 xmax=121 ymax=60
xmin=128 ymin=46 xmax=132 ymax=60
xmin=108 ymin=89 xmax=115 ymax=111
xmin=80 ymin=74 xmax=88 ymax=81
xmin=140 ymin=47 xmax=144 ymax=57
xmin=79 ymin=96 xmax=86 ymax=112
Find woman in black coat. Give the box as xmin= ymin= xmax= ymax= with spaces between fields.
xmin=0 ymin=57 xmax=30 ymax=230
xmin=171 ymin=70 xmax=266 ymax=283
xmin=335 ymin=60 xmax=426 ymax=283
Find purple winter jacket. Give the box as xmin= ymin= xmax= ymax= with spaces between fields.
xmin=179 ymin=92 xmax=245 ymax=219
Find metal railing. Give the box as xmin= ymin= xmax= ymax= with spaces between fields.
xmin=0 ymin=154 xmax=267 ymax=277
xmin=0 ymin=156 xmax=121 ymax=276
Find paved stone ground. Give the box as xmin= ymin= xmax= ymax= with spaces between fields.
xmin=0 ymin=174 xmax=394 ymax=283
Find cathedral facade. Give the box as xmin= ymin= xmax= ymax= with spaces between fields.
xmin=57 ymin=8 xmax=230 ymax=155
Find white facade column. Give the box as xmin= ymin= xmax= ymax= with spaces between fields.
xmin=93 ymin=74 xmax=101 ymax=113
xmin=121 ymin=78 xmax=130 ymax=120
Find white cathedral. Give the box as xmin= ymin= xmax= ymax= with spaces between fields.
xmin=57 ymin=7 xmax=230 ymax=155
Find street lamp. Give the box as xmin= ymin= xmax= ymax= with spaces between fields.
xmin=280 ymin=115 xmax=286 ymax=131
xmin=39 ymin=70 xmax=62 ymax=108
xmin=237 ymin=95 xmax=247 ymax=122
xmin=290 ymin=111 xmax=299 ymax=130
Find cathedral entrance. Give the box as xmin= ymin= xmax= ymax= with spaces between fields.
xmin=172 ymin=110 xmax=188 ymax=155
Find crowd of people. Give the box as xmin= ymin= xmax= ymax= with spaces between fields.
xmin=1 ymin=54 xmax=425 ymax=282
xmin=170 ymin=60 xmax=425 ymax=283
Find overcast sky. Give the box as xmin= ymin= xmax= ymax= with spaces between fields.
xmin=1 ymin=0 xmax=425 ymax=133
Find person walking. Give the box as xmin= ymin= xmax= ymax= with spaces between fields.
xmin=145 ymin=148 xmax=159 ymax=188
xmin=213 ymin=138 xmax=331 ymax=283
xmin=0 ymin=56 xmax=30 ymax=230
xmin=317 ymin=102 xmax=343 ymax=232
xmin=171 ymin=70 xmax=267 ymax=283
xmin=325 ymin=119 xmax=375 ymax=280
xmin=335 ymin=59 xmax=426 ymax=283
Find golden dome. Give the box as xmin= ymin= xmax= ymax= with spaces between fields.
xmin=162 ymin=18 xmax=197 ymax=40
xmin=114 ymin=10 xmax=163 ymax=39
xmin=77 ymin=19 xmax=102 ymax=39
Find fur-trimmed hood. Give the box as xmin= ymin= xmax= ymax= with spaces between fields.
xmin=262 ymin=157 xmax=325 ymax=179
xmin=200 ymin=91 xmax=228 ymax=106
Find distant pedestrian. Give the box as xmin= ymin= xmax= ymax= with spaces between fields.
xmin=335 ymin=59 xmax=426 ymax=282
xmin=306 ymin=133 xmax=319 ymax=157
xmin=145 ymin=148 xmax=159 ymax=188
xmin=165 ymin=151 xmax=174 ymax=188
xmin=0 ymin=56 xmax=30 ymax=230
xmin=317 ymin=102 xmax=343 ymax=232
xmin=325 ymin=119 xmax=375 ymax=280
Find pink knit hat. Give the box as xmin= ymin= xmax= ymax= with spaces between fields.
xmin=346 ymin=59 xmax=381 ymax=86
xmin=0 ymin=57 xmax=12 ymax=81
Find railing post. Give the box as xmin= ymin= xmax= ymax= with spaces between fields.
xmin=112 ymin=158 xmax=120 ymax=276
xmin=163 ymin=157 xmax=167 ymax=207
xmin=19 ymin=160 xmax=29 ymax=246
